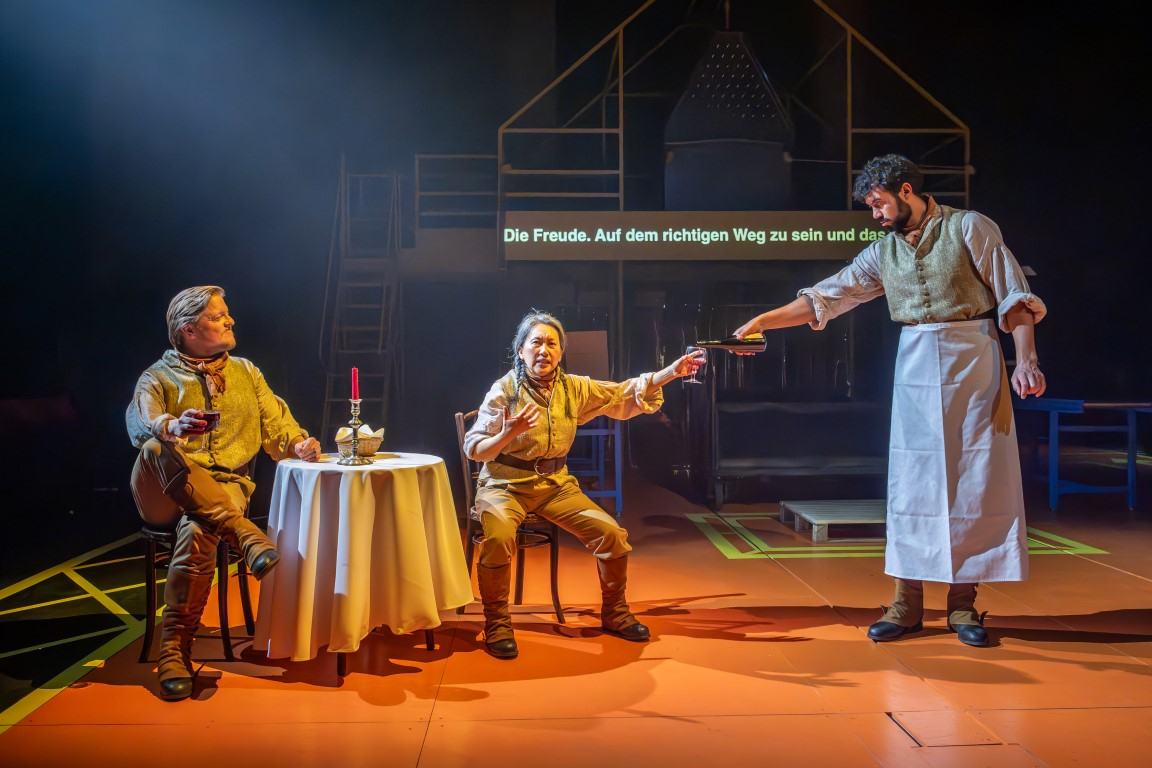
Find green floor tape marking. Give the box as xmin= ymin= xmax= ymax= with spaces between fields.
xmin=1025 ymin=527 xmax=1108 ymax=555
xmin=688 ymin=513 xmax=1110 ymax=560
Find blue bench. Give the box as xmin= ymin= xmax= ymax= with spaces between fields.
xmin=1014 ymin=397 xmax=1151 ymax=510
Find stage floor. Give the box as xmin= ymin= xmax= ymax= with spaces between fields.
xmin=2 ymin=446 xmax=1151 ymax=767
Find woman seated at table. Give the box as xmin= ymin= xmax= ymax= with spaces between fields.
xmin=463 ymin=309 xmax=703 ymax=659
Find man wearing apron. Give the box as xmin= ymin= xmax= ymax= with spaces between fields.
xmin=733 ymin=154 xmax=1046 ymax=647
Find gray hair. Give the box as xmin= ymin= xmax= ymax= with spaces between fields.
xmin=509 ymin=309 xmax=568 ymax=359
xmin=167 ymin=285 xmax=224 ymax=350
xmin=507 ymin=310 xmax=573 ymax=418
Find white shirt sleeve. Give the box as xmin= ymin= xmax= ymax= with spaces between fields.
xmin=798 ymin=245 xmax=886 ymax=330
xmin=963 ymin=212 xmax=1046 ymax=331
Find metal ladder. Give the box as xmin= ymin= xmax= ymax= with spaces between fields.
xmin=319 ymin=156 xmax=403 ymax=441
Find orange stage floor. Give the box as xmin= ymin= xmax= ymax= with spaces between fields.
xmin=2 ymin=451 xmax=1151 ymax=767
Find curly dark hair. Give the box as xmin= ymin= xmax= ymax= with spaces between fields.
xmin=852 ymin=154 xmax=923 ymax=202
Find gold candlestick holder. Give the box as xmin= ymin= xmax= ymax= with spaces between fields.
xmin=337 ymin=398 xmax=374 ymax=466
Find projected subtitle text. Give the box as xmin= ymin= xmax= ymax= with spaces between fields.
xmin=503 ymin=226 xmax=883 ymax=247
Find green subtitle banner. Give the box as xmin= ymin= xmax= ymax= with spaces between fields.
xmin=503 ymin=210 xmax=882 ymax=261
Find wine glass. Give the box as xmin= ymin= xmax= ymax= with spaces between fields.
xmin=187 ymin=410 xmax=221 ymax=453
xmin=684 ymin=346 xmax=707 ymax=384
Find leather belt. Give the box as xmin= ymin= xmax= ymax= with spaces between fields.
xmin=495 ymin=452 xmax=568 ymax=475
xmin=902 ymin=309 xmax=997 ymax=327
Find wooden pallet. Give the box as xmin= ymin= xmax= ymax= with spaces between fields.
xmin=778 ymin=499 xmax=887 ymax=542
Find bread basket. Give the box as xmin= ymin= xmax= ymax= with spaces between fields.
xmin=335 ymin=426 xmax=384 ymax=457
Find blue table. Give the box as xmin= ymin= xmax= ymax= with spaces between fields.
xmin=1014 ymin=398 xmax=1151 ymax=510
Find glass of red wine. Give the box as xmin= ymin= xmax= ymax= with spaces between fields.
xmin=187 ymin=410 xmax=221 ymax=453
xmin=684 ymin=345 xmax=707 ymax=384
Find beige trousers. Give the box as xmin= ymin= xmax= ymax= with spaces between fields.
xmin=130 ymin=438 xmax=258 ymax=576
xmin=474 ymin=474 xmax=630 ymax=567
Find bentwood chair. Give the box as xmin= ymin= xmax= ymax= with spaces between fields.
xmin=138 ymin=458 xmax=259 ymax=663
xmin=138 ymin=528 xmax=254 ymax=663
xmin=455 ymin=410 xmax=565 ymax=623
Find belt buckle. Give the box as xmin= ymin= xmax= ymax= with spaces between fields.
xmin=532 ymin=457 xmax=549 ymax=476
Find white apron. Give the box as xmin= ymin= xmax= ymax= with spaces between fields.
xmin=885 ymin=319 xmax=1029 ymax=583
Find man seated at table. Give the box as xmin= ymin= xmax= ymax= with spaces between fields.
xmin=126 ymin=285 xmax=321 ymax=701
xmin=463 ymin=310 xmax=704 ymax=659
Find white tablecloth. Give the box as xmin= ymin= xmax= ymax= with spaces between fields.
xmin=253 ymin=452 xmax=472 ymax=661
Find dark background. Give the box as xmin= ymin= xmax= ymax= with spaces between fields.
xmin=2 ymin=1 xmax=1148 ymax=581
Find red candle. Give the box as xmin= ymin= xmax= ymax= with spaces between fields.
xmin=351 ymin=367 xmax=359 ymax=400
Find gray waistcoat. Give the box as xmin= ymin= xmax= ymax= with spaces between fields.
xmin=876 ymin=205 xmax=996 ymax=324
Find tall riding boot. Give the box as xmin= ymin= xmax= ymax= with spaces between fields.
xmin=867 ymin=578 xmax=924 ymax=642
xmin=160 ymin=448 xmax=280 ymax=581
xmin=477 ymin=563 xmax=517 ymax=659
xmin=946 ymin=582 xmax=989 ymax=647
xmin=597 ymin=555 xmax=649 ymax=642
xmin=156 ymin=566 xmax=214 ymax=701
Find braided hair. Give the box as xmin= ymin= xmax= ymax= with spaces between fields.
xmin=506 ymin=310 xmax=574 ymax=419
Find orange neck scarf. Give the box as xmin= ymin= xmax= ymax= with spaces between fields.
xmin=178 ymin=352 xmax=230 ymax=397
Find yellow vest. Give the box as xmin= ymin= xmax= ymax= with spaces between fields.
xmin=135 ymin=351 xmax=307 ymax=471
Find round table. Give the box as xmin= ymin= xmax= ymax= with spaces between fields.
xmin=253 ymin=452 xmax=472 ymax=663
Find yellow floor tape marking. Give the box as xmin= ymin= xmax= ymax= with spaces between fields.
xmin=0 ymin=534 xmax=138 ymax=600
xmin=0 ymin=532 xmax=233 ymax=733
xmin=0 ymin=626 xmax=142 ymax=733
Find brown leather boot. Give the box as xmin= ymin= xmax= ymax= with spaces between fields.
xmin=159 ymin=445 xmax=279 ymax=580
xmin=867 ymin=578 xmax=925 ymax=642
xmin=597 ymin=556 xmax=649 ymax=642
xmin=156 ymin=566 xmax=214 ymax=701
xmin=946 ymin=582 xmax=989 ymax=647
xmin=477 ymin=563 xmax=517 ymax=659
